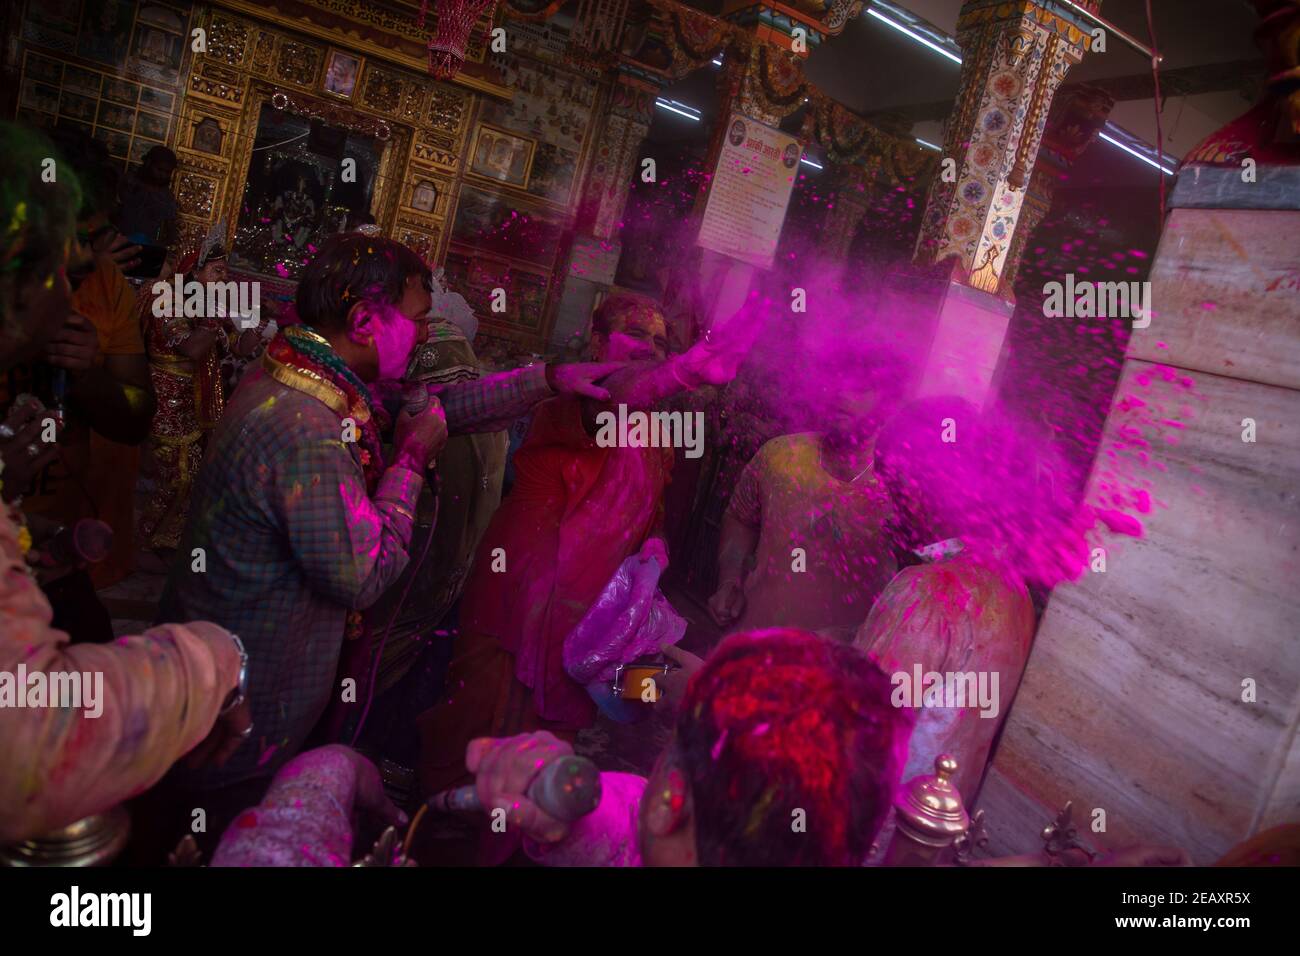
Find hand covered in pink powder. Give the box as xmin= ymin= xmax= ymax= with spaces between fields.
xmin=392 ymin=396 xmax=447 ymax=472
xmin=637 ymin=536 xmax=668 ymax=571
xmin=338 ymin=746 xmax=406 ymax=829
xmin=545 ymin=361 xmax=627 ymax=401
xmin=672 ymin=325 xmax=756 ymax=389
xmin=467 ymin=732 xmax=574 ymax=845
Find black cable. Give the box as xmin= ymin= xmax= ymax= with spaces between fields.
xmin=349 ymin=469 xmax=440 ymax=747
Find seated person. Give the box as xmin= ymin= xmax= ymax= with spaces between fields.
xmin=853 ymin=397 xmax=1036 ymax=804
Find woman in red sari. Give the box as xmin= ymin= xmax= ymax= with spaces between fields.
xmin=418 ymin=293 xmax=751 ymax=801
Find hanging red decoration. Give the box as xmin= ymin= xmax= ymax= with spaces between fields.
xmin=418 ymin=0 xmax=499 ymax=81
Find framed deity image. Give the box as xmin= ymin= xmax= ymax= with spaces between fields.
xmin=131 ymin=24 xmax=185 ymax=72
xmin=410 ymin=178 xmax=439 ymax=213
xmin=97 ymin=101 xmax=135 ymax=132
xmin=323 ymin=49 xmax=362 ymax=99
xmin=59 ymin=92 xmax=99 ymax=124
xmin=103 ymin=77 xmax=140 ymax=106
xmin=139 ymin=87 xmax=175 ymax=112
xmin=191 ymin=117 xmax=225 ymax=155
xmin=77 ymin=0 xmax=133 ymax=67
xmin=468 ymin=125 xmax=534 ymax=189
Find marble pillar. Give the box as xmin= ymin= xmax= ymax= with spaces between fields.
xmin=975 ymin=170 xmax=1300 ymax=863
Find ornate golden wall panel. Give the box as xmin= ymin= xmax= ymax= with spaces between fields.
xmin=183 ymin=3 xmax=482 ymax=264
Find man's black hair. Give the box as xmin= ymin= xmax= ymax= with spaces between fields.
xmin=295 ymin=233 xmax=430 ymax=332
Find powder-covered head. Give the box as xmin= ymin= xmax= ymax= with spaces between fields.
xmin=296 ymin=233 xmax=431 ymax=333
xmin=296 ymin=234 xmax=432 ymax=379
xmin=671 ymin=628 xmax=912 ymax=866
xmin=873 ymin=395 xmax=987 ymax=547
xmin=590 ymin=291 xmax=668 ymax=362
xmin=0 ymin=122 xmax=81 ymax=369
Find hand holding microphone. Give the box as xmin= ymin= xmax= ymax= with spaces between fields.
xmin=437 ymin=732 xmax=602 ymax=845
xmin=392 ymin=387 xmax=447 ymax=474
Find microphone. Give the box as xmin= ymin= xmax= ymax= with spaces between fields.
xmin=401 ymin=383 xmax=429 ymax=416
xmin=426 ymin=754 xmax=602 ymax=822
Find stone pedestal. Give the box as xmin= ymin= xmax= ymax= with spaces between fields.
xmin=873 ymin=264 xmax=1011 ymax=408
xmin=975 ymin=169 xmax=1300 ymax=863
xmin=901 ymin=2 xmax=1101 ymax=407
xmin=913 ymin=280 xmax=1014 ymax=408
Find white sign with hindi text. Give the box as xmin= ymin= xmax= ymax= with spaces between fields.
xmin=697 ymin=113 xmax=801 ymax=270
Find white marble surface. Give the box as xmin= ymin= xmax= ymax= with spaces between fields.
xmin=1129 ymin=208 xmax=1300 ymax=392
xmin=978 ymin=360 xmax=1300 ymax=862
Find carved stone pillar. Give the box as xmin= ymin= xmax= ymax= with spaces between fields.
xmin=914 ymin=0 xmax=1099 ymax=299
xmin=579 ymin=77 xmax=657 ymax=243
xmin=814 ymin=160 xmax=877 ymax=265
xmin=1001 ymin=83 xmax=1115 ymax=292
xmin=880 ymin=1 xmax=1100 ymax=408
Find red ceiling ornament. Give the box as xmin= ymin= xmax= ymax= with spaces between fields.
xmin=417 ymin=0 xmax=499 ymax=80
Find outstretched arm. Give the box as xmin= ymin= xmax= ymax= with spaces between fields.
xmin=211 ymin=745 xmax=405 ymax=867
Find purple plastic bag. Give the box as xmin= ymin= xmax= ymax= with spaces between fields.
xmin=563 ymin=555 xmax=687 ymax=685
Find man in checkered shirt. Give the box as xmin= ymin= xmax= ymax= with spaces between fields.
xmin=158 ymin=235 xmax=621 ymax=810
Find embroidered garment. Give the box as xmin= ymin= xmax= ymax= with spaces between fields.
xmin=0 ymin=505 xmax=239 ymax=842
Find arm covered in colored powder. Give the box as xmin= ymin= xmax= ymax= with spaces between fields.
xmin=427 ymin=363 xmax=553 ymax=435
xmin=719 ymin=450 xmax=764 ymax=582
xmin=0 ymin=508 xmax=241 ymax=842
xmin=523 ymin=772 xmax=647 ymax=867
xmin=269 ymin=437 xmax=423 ymax=610
xmin=211 ymin=745 xmax=403 ymax=867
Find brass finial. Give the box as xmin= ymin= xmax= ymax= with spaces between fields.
xmin=953 ymin=809 xmax=989 ymax=865
xmin=895 ymin=754 xmax=970 ymax=847
xmin=1042 ymin=801 xmax=1096 ymax=863
xmin=881 ymin=754 xmax=971 ymax=866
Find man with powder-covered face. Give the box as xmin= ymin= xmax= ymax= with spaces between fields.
xmin=157 ymin=235 xmax=625 ymax=824
xmin=708 ymin=349 xmax=904 ymax=641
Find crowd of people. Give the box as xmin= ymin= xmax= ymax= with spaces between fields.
xmin=0 ymin=116 xmax=1235 ymax=869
